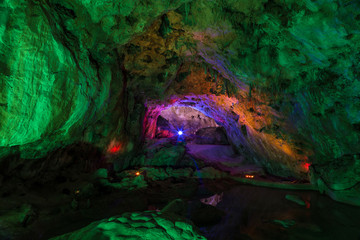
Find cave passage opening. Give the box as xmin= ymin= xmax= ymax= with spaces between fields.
xmin=143 ymin=99 xmax=264 ymax=177
xmin=156 ymin=106 xmax=228 ymax=144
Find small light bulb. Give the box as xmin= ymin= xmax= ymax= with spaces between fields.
xmin=178 ymin=131 xmax=183 ymax=136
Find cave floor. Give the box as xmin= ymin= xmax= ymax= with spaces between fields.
xmin=186 ymin=144 xmax=309 ymax=186
xmin=187 ymin=144 xmax=263 ymax=176
xmin=2 ymin=176 xmax=359 ymax=240
xmin=0 ymin=143 xmax=358 ymax=240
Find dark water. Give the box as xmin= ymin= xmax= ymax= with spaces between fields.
xmin=199 ymin=184 xmax=360 ymax=240
xmin=10 ymin=179 xmax=360 ymax=240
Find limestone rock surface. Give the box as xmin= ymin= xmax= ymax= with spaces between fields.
xmin=50 ymin=210 xmax=206 ymax=240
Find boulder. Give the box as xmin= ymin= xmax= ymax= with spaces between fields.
xmin=50 ymin=204 xmax=206 ymax=240
xmin=195 ymin=127 xmax=229 ymax=145
xmin=146 ymin=145 xmax=186 ymax=167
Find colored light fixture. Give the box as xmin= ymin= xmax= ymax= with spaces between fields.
xmin=245 ymin=175 xmax=254 ymax=179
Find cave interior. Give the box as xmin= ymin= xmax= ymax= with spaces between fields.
xmin=1 ymin=0 xmax=360 ymax=239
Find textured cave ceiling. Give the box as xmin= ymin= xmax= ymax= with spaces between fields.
xmin=0 ymin=0 xmax=360 ymax=205
xmin=159 ymin=106 xmax=219 ymax=135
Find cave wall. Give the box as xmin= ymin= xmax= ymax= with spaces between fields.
xmin=0 ymin=0 xmax=190 ymax=159
xmin=0 ymin=0 xmax=360 ymax=204
xmin=145 ymin=94 xmax=310 ymax=179
xmin=185 ymin=0 xmax=360 ymax=162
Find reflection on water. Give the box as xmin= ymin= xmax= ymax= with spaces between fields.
xmin=200 ymin=185 xmax=360 ymax=240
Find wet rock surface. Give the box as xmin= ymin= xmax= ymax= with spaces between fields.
xmin=50 ymin=201 xmax=206 ymax=240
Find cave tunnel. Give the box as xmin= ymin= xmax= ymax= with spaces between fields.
xmin=1 ymin=0 xmax=360 ymax=239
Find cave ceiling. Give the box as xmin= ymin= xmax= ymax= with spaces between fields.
xmin=0 ymin=0 xmax=359 ymax=190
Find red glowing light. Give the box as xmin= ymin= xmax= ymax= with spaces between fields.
xmin=168 ymin=98 xmax=178 ymax=105
xmin=303 ymin=163 xmax=311 ymax=171
xmin=107 ymin=140 xmax=123 ymax=154
xmin=305 ymin=200 xmax=311 ymax=209
xmin=135 ymin=171 xmax=140 ymax=176
xmin=109 ymin=145 xmax=121 ymax=153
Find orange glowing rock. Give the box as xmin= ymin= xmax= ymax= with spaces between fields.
xmin=245 ymin=175 xmax=254 ymax=179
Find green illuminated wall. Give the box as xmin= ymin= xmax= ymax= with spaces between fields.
xmin=0 ymin=0 xmax=360 ymax=204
